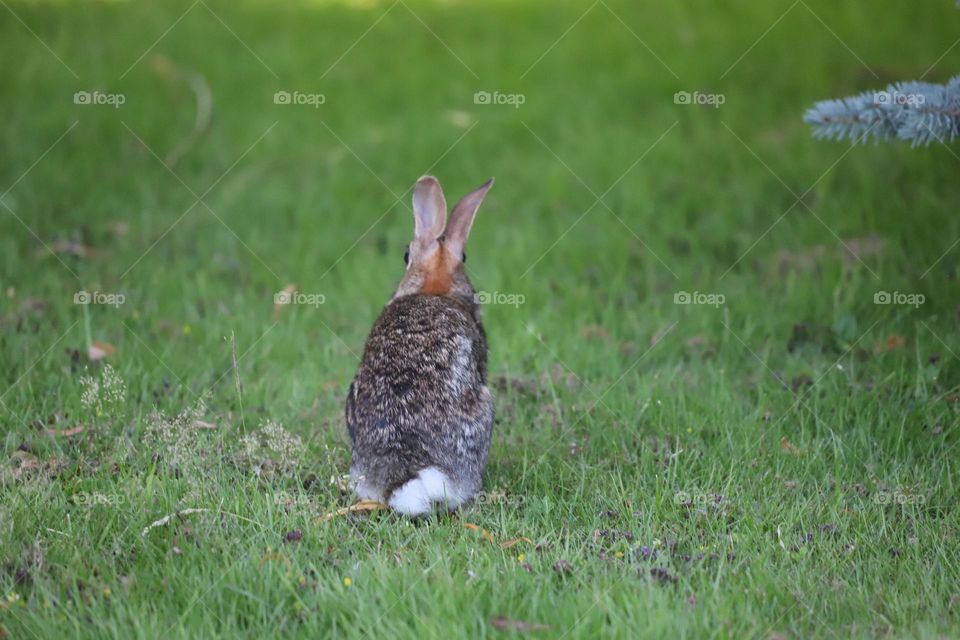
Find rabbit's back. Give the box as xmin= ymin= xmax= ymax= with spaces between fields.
xmin=347 ymin=294 xmax=494 ymax=511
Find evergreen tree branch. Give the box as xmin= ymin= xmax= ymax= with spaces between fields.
xmin=805 ymin=75 xmax=960 ymax=146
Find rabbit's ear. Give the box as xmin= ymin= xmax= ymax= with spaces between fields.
xmin=412 ymin=176 xmax=447 ymax=242
xmin=445 ymin=177 xmax=493 ymax=258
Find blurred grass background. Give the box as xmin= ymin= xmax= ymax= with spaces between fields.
xmin=1 ymin=0 xmax=959 ymax=637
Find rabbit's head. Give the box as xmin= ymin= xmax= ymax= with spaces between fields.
xmin=393 ymin=176 xmax=493 ymax=300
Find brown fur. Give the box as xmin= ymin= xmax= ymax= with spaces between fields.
xmin=418 ymin=246 xmax=456 ymax=295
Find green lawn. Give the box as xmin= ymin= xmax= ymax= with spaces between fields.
xmin=2 ymin=0 xmax=959 ymax=637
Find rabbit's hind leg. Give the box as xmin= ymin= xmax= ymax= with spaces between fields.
xmin=351 ymin=468 xmax=387 ymax=504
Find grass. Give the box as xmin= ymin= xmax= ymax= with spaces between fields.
xmin=1 ymin=0 xmax=959 ymax=637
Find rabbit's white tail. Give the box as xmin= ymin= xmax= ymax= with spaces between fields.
xmin=389 ymin=467 xmax=465 ymax=516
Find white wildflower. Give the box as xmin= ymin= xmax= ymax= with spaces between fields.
xmin=262 ymin=421 xmax=303 ymax=467
xmin=144 ymin=396 xmax=208 ymax=472
xmin=79 ymin=364 xmax=126 ymax=417
xmin=239 ymin=420 xmax=303 ymax=474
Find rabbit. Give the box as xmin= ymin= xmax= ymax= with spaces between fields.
xmin=346 ymin=175 xmax=496 ymax=516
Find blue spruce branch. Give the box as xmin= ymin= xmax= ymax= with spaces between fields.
xmin=805 ymin=75 xmax=960 ymax=147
